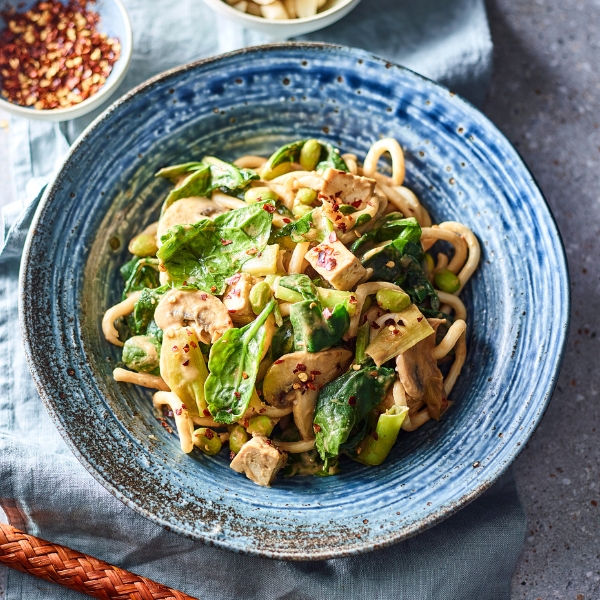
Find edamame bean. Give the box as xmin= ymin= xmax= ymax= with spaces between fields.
xmin=193 ymin=428 xmax=222 ymax=455
xmin=128 ymin=234 xmax=158 ymax=257
xmin=292 ymin=204 xmax=313 ymax=218
xmin=424 ymin=252 xmax=435 ymax=275
xmin=246 ymin=416 xmax=275 ymax=437
xmin=244 ymin=187 xmax=279 ymax=204
xmin=228 ymin=425 xmax=249 ymax=454
xmin=249 ymin=281 xmax=273 ymax=315
xmin=300 ymin=139 xmax=321 ymax=171
xmin=375 ymin=289 xmax=411 ymax=312
xmin=294 ymin=187 xmax=317 ymax=207
xmin=434 ymin=268 xmax=460 ymax=293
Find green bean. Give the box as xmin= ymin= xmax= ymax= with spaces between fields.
xmin=228 ymin=424 xmax=249 ymax=454
xmin=292 ymin=204 xmax=313 ymax=218
xmin=434 ymin=268 xmax=460 ymax=293
xmin=246 ymin=415 xmax=276 ymax=437
xmin=193 ymin=428 xmax=222 ymax=455
xmin=356 ymin=406 xmax=408 ymax=466
xmin=375 ymin=289 xmax=411 ymax=313
xmin=244 ymin=186 xmax=279 ymax=204
xmin=294 ymin=187 xmax=317 ymax=206
xmin=249 ymin=281 xmax=273 ymax=315
xmin=128 ymin=234 xmax=158 ymax=257
xmin=300 ymin=139 xmax=322 ymax=171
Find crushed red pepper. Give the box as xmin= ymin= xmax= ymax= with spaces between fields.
xmin=0 ymin=0 xmax=121 ymax=109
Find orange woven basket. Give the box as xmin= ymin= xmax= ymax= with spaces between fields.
xmin=0 ymin=523 xmax=198 ymax=599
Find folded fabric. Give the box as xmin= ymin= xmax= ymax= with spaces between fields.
xmin=0 ymin=1 xmax=528 ymax=599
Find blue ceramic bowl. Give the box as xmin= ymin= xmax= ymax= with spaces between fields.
xmin=0 ymin=0 xmax=132 ymax=121
xmin=20 ymin=43 xmax=569 ymax=559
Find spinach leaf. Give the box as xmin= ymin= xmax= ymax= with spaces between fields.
xmin=155 ymin=162 xmax=205 ymax=183
xmin=157 ymin=201 xmax=274 ymax=294
xmin=314 ymin=364 xmax=396 ymax=466
xmin=316 ymin=142 xmax=349 ymax=173
xmin=270 ymin=207 xmax=333 ymax=244
xmin=128 ymin=285 xmax=169 ymax=336
xmin=203 ymin=156 xmax=259 ymax=194
xmin=163 ymin=165 xmax=212 ymax=211
xmin=120 ymin=257 xmax=160 ymax=299
xmin=205 ymin=300 xmax=276 ymax=423
xmin=261 ymin=140 xmax=306 ymax=179
xmin=351 ymin=214 xmax=420 ymax=255
xmin=394 ymin=254 xmax=439 ymax=309
xmin=290 ymin=301 xmax=350 ymax=353
xmin=271 ymin=318 xmax=294 ymax=360
xmin=278 ymin=274 xmax=318 ymax=302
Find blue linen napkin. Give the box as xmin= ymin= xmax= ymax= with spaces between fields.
xmin=0 ymin=1 xmax=528 ymax=598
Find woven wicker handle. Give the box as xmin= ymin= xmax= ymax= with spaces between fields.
xmin=0 ymin=523 xmax=198 ymax=599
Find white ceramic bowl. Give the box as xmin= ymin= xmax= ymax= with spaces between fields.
xmin=0 ymin=0 xmax=132 ymax=122
xmin=201 ymin=0 xmax=362 ymax=37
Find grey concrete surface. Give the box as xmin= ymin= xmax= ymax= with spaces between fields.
xmin=1 ymin=1 xmax=598 ymax=597
xmin=484 ymin=1 xmax=600 ymax=598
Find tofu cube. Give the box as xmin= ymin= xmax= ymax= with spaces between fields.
xmin=230 ymin=435 xmax=288 ymax=487
xmin=305 ymin=235 xmax=366 ymax=290
xmin=223 ymin=272 xmax=255 ymax=325
xmin=321 ymin=167 xmax=375 ymax=208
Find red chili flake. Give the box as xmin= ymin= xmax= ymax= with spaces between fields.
xmin=331 ymin=202 xmax=340 ymax=212
xmin=417 ymin=316 xmax=423 ymax=322
xmin=441 ymin=397 xmax=449 ymax=407
xmin=246 ymin=247 xmax=258 ymax=255
xmin=0 ymin=0 xmax=122 ymax=110
xmin=334 ymin=215 xmax=341 ymax=221
xmin=205 ymin=428 xmax=214 ymax=440
xmin=228 ymin=309 xmax=237 ymax=313
xmin=337 ymin=222 xmax=347 ymax=233
xmin=259 ymin=408 xmax=266 ymax=413
xmin=183 ymin=344 xmax=190 ymax=353
xmin=182 ymin=280 xmax=188 ymax=286
xmin=372 ymin=431 xmax=379 ymax=441
xmin=348 ymin=396 xmax=357 ymax=406
xmin=384 ymin=318 xmax=395 ymax=327
xmin=349 ymin=296 xmax=357 ymax=304
xmin=296 ymin=363 xmax=307 ymax=372
xmin=371 ymin=321 xmax=380 ymax=329
xmin=186 ymin=329 xmax=193 ymax=335
xmin=190 ymin=341 xmax=198 ymax=348
xmin=181 ymin=403 xmax=187 ymax=410
xmin=310 ymin=370 xmax=321 ymax=376
xmin=172 ymin=345 xmax=178 ymax=351
xmin=329 ymin=232 xmax=337 ymax=243
xmin=200 ymin=293 xmax=208 ymax=300
xmin=242 ymin=372 xmax=249 ymax=379
xmin=397 ymin=320 xmax=405 ymax=327
xmin=351 ymin=199 xmax=363 ymax=208
xmin=317 ymin=248 xmax=337 ymax=271
xmin=203 ymin=409 xmax=211 ymax=416
xmin=243 ymin=419 xmax=249 ymax=428
xmin=274 ymin=359 xmax=285 ymax=364
xmin=175 ymin=408 xmax=183 ymax=416
xmin=306 ymin=382 xmax=317 ymax=391
xmin=370 ymin=371 xmax=378 ymax=377
xmin=313 ymin=424 xmax=322 ymax=433
xmin=182 ymin=359 xmax=190 ymax=366
xmin=221 ymin=238 xmax=233 ymax=246
xmin=283 ymin=217 xmax=291 ymax=224
xmin=233 ymin=391 xmax=241 ymax=399
xmin=392 ymin=329 xmax=400 ymax=336
xmin=362 ymin=314 xmax=369 ymax=323
xmin=230 ymin=451 xmax=236 ymax=460
xmin=211 ymin=286 xmax=217 ymax=292
xmin=322 ymin=307 xmax=333 ymax=320
xmin=265 ymin=439 xmax=273 ymax=446
xmin=263 ymin=203 xmax=276 ymax=213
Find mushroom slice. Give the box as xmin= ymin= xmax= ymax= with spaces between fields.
xmin=157 ymin=197 xmax=224 ymax=246
xmin=154 ymin=288 xmax=233 ymax=344
xmin=262 ymin=348 xmax=353 ymax=440
xmin=396 ymin=319 xmax=446 ymax=420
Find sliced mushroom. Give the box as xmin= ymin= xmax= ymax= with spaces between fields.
xmin=223 ymin=273 xmax=256 ymax=326
xmin=262 ymin=348 xmax=353 ymax=440
xmin=396 ymin=318 xmax=446 ymax=420
xmin=157 ymin=197 xmax=224 ymax=246
xmin=154 ymin=289 xmax=233 ymax=344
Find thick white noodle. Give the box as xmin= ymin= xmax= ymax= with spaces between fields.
xmin=288 ymin=241 xmax=310 ymax=274
xmin=432 ymin=319 xmax=467 ymax=360
xmin=233 ymin=155 xmax=267 ymax=169
xmin=342 ymin=153 xmax=358 ymax=175
xmin=153 ymin=391 xmax=194 ymax=453
xmin=444 ymin=335 xmax=467 ymax=397
xmin=272 ymin=439 xmax=315 ymax=453
xmin=401 ymin=407 xmax=431 ymax=431
xmin=102 ymin=290 xmax=143 ymax=347
xmin=439 ymin=222 xmax=480 ymax=292
xmin=346 ymin=281 xmax=403 ymax=338
xmin=191 ymin=415 xmax=221 ymax=428
xmin=363 ymin=138 xmax=405 ymax=186
xmin=421 ymin=226 xmax=469 ymax=274
xmin=212 ymin=191 xmax=246 ymax=211
xmin=113 ymin=367 xmax=170 ymax=391
xmin=435 ymin=291 xmax=467 ymax=321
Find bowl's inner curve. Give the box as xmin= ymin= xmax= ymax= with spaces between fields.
xmin=23 ymin=45 xmax=568 ymax=558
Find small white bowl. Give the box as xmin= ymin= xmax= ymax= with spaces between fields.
xmin=0 ymin=0 xmax=132 ymax=122
xmin=201 ymin=0 xmax=362 ymax=37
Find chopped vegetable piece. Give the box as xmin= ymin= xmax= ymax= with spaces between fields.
xmin=355 ymin=405 xmax=409 ymax=465
xmin=122 ymin=335 xmax=161 ymax=374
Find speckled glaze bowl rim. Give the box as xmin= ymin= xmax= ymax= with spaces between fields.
xmin=20 ymin=42 xmax=570 ymax=559
xmin=0 ymin=0 xmax=133 ymax=121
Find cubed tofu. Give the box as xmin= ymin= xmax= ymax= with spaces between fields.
xmin=305 ymin=234 xmax=366 ymax=290
xmin=321 ymin=167 xmax=375 ymax=208
xmin=223 ymin=273 xmax=255 ymax=325
xmin=230 ymin=435 xmax=288 ymax=487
